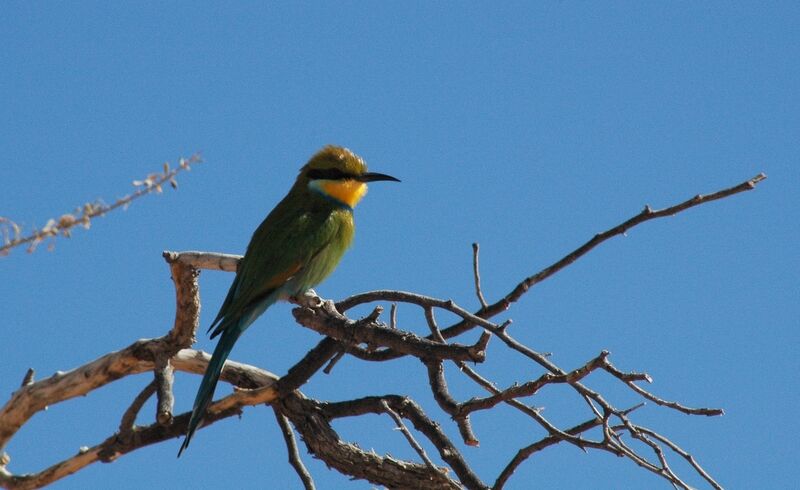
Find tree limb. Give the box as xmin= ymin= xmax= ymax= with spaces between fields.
xmin=1 ymin=174 xmax=766 ymax=489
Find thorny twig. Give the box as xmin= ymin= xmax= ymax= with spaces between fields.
xmin=0 ymin=154 xmax=202 ymax=256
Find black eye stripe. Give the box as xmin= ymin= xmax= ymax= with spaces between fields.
xmin=307 ymin=168 xmax=353 ymax=181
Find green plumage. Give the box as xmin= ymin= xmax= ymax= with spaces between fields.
xmin=178 ymin=146 xmax=398 ymax=455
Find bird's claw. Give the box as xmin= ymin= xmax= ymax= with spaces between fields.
xmin=296 ymin=289 xmax=322 ymax=307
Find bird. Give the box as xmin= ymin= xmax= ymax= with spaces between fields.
xmin=178 ymin=145 xmax=399 ymax=455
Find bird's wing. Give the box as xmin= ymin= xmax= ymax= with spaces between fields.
xmin=208 ymin=208 xmax=340 ymax=338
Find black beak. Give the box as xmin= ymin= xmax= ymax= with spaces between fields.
xmin=357 ymin=172 xmax=401 ymax=183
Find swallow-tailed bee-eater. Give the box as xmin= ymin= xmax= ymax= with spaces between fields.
xmin=178 ymin=145 xmax=399 ymax=455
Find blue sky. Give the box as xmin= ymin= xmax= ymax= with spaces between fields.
xmin=2 ymin=3 xmax=798 ymax=489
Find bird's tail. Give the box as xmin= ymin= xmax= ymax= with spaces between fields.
xmin=178 ymin=325 xmax=243 ymax=456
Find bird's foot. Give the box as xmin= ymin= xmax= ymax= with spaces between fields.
xmin=294 ymin=289 xmax=322 ymax=307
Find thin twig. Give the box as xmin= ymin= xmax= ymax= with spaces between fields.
xmin=273 ymin=408 xmax=315 ymax=490
xmin=118 ymin=381 xmax=157 ymax=435
xmin=634 ymin=424 xmax=724 ymax=490
xmin=322 ymin=349 xmax=347 ymax=374
xmin=424 ymin=360 xmax=479 ymax=446
xmin=457 ymin=352 xmax=611 ymax=416
xmin=603 ymin=357 xmax=723 ymax=416
xmin=448 ymin=173 xmax=768 ymax=338
xmin=0 ymin=154 xmax=202 ymax=256
xmin=380 ymin=400 xmax=438 ymax=470
xmin=424 ymin=306 xmax=447 ymax=344
xmin=472 ymin=243 xmax=489 ymax=309
xmin=494 ymin=416 xmax=604 ymax=489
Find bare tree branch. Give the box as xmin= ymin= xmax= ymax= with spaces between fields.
xmin=0 ymin=173 xmax=766 ymax=489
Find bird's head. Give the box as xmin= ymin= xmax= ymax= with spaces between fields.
xmin=301 ymin=145 xmax=400 ymax=209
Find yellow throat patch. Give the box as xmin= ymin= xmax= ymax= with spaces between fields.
xmin=315 ymin=179 xmax=368 ymax=209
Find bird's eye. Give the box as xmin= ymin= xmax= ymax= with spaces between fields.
xmin=307 ymin=169 xmax=324 ymax=180
xmin=308 ymin=168 xmax=351 ymax=181
xmin=328 ymin=168 xmax=348 ymax=180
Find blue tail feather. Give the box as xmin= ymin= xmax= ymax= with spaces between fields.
xmin=178 ymin=324 xmax=243 ymax=456
xmin=178 ymin=295 xmax=278 ymax=456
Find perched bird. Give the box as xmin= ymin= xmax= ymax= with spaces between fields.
xmin=178 ymin=145 xmax=399 ymax=455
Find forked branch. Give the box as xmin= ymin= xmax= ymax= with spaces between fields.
xmin=0 ymin=173 xmax=765 ymax=489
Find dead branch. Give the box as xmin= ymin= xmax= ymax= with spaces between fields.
xmin=0 ymin=173 xmax=766 ymax=489
xmin=0 ymin=154 xmax=201 ymax=256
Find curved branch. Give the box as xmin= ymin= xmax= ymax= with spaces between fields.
xmin=0 ymin=349 xmax=278 ymax=490
xmin=338 ymin=173 xmax=768 ymax=344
